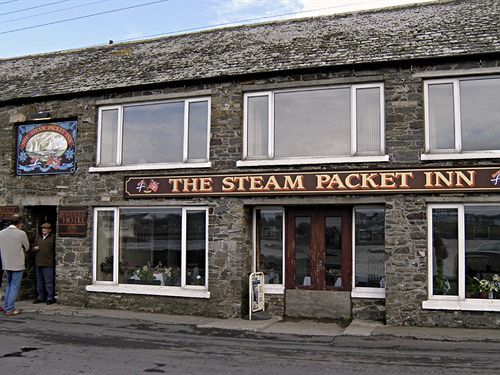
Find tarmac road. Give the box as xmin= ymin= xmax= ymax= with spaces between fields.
xmin=0 ymin=312 xmax=499 ymax=375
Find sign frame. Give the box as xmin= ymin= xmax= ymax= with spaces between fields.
xmin=16 ymin=120 xmax=78 ymax=176
xmin=58 ymin=206 xmax=88 ymax=237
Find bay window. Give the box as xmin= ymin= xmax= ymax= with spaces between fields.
xmin=240 ymin=83 xmax=386 ymax=166
xmin=88 ymin=207 xmax=209 ymax=298
xmin=423 ymin=76 xmax=500 ymax=160
xmin=95 ymin=98 xmax=210 ymax=171
xmin=424 ymin=204 xmax=500 ymax=311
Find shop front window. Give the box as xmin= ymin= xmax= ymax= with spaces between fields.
xmin=352 ymin=207 xmax=385 ymax=297
xmin=254 ymin=208 xmax=284 ymax=292
xmin=92 ymin=207 xmax=208 ymax=295
xmin=425 ymin=205 xmax=500 ymax=312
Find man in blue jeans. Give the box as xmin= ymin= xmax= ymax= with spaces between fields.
xmin=0 ymin=214 xmax=30 ymax=316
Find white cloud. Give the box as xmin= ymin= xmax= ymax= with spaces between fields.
xmin=212 ymin=0 xmax=437 ymax=24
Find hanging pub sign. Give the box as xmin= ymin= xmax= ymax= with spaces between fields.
xmin=16 ymin=120 xmax=77 ymax=176
xmin=58 ymin=206 xmax=87 ymax=237
xmin=124 ymin=166 xmax=500 ymax=198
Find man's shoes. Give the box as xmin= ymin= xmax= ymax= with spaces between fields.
xmin=5 ymin=308 xmax=22 ymax=316
xmin=0 ymin=306 xmax=4 ymax=312
xmin=46 ymin=300 xmax=56 ymax=305
xmin=33 ymin=299 xmax=46 ymax=304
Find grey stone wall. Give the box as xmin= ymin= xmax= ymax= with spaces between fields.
xmin=352 ymin=299 xmax=386 ymax=322
xmin=0 ymin=57 xmax=499 ymax=325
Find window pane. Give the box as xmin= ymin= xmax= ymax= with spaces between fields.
xmin=122 ymin=102 xmax=184 ymax=165
xmin=275 ymin=89 xmax=350 ymax=157
xmin=295 ymin=216 xmax=311 ymax=286
xmin=432 ymin=209 xmax=458 ymax=296
xmin=465 ymin=206 xmax=500 ymax=299
xmin=99 ymin=109 xmax=118 ymax=166
xmin=247 ymin=96 xmax=269 ymax=158
xmin=186 ymin=210 xmax=206 ymax=286
xmin=256 ymin=209 xmax=283 ymax=285
xmin=96 ymin=211 xmax=114 ymax=281
xmin=428 ymin=83 xmax=455 ymax=150
xmin=188 ymin=101 xmax=209 ymax=160
xmin=354 ymin=208 xmax=385 ymax=288
xmin=356 ymin=88 xmax=381 ymax=154
xmin=461 ymin=78 xmax=500 ymax=151
xmin=120 ymin=208 xmax=182 ymax=286
xmin=325 ymin=216 xmax=342 ymax=288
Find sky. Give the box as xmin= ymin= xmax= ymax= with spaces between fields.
xmin=0 ymin=0 xmax=437 ymax=59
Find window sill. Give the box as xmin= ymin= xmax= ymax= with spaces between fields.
xmin=420 ymin=152 xmax=500 ymax=161
xmin=264 ymin=285 xmax=284 ymax=295
xmin=89 ymin=162 xmax=212 ymax=173
xmin=422 ymin=298 xmax=500 ymax=312
xmin=86 ymin=284 xmax=210 ymax=298
xmin=237 ymin=155 xmax=389 ymax=167
xmin=351 ymin=288 xmax=386 ymax=299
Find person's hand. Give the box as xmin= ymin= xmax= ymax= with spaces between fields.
xmin=33 ymin=245 xmax=39 ymax=251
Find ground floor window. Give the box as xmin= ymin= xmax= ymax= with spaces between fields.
xmin=352 ymin=207 xmax=385 ymax=298
xmin=92 ymin=207 xmax=208 ymax=295
xmin=425 ymin=204 xmax=500 ymax=311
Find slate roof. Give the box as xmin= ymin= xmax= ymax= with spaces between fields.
xmin=0 ymin=0 xmax=499 ymax=103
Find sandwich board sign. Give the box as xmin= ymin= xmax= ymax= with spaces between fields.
xmin=249 ymin=272 xmax=265 ymax=320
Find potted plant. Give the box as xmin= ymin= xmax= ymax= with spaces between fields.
xmin=129 ymin=263 xmax=161 ymax=285
xmin=155 ymin=262 xmax=180 ymax=286
xmin=473 ymin=277 xmax=499 ymax=299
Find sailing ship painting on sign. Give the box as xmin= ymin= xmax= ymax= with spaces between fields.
xmin=16 ymin=121 xmax=77 ymax=175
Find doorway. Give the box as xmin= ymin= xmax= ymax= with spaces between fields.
xmin=285 ymin=208 xmax=352 ymax=291
xmin=22 ymin=206 xmax=57 ymax=300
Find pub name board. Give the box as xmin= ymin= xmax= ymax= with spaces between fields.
xmin=125 ymin=167 xmax=500 ymax=198
xmin=58 ymin=206 xmax=87 ymax=237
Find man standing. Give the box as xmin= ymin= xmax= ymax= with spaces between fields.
xmin=33 ymin=222 xmax=56 ymax=305
xmin=0 ymin=214 xmax=30 ymax=316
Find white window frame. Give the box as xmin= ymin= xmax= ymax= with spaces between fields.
xmin=423 ymin=203 xmax=500 ymax=312
xmin=87 ymin=207 xmax=210 ymax=299
xmin=422 ymin=76 xmax=500 ymax=161
xmin=351 ymin=206 xmax=386 ymax=299
xmin=252 ymin=206 xmax=285 ymax=295
xmin=238 ymin=83 xmax=388 ymax=167
xmin=91 ymin=98 xmax=211 ymax=172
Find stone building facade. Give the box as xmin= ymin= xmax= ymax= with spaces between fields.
xmin=0 ymin=0 xmax=499 ymax=327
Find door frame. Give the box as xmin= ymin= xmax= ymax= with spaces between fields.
xmin=285 ymin=207 xmax=352 ymax=291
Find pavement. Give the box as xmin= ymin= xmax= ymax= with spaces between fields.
xmin=11 ymin=300 xmax=500 ymax=342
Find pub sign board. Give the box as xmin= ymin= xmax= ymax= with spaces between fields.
xmin=125 ymin=166 xmax=500 ymax=198
xmin=0 ymin=206 xmax=19 ymax=219
xmin=58 ymin=206 xmax=87 ymax=237
xmin=16 ymin=121 xmax=77 ymax=176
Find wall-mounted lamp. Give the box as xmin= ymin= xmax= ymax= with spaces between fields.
xmin=29 ymin=111 xmax=52 ymax=121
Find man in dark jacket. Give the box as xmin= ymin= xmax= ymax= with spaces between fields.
xmin=33 ymin=222 xmax=56 ymax=305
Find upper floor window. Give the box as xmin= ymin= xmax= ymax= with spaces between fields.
xmin=239 ymin=84 xmax=386 ymax=167
xmin=95 ymin=98 xmax=210 ymax=171
xmin=423 ymin=76 xmax=500 ymax=160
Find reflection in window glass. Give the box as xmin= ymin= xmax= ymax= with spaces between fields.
xmin=325 ymin=217 xmax=342 ymax=288
xmin=275 ymin=89 xmax=350 ymax=157
xmin=295 ymin=216 xmax=311 ymax=286
xmin=354 ymin=208 xmax=385 ymax=288
xmin=428 ymin=83 xmax=455 ymax=151
xmin=432 ymin=209 xmax=458 ymax=296
xmin=247 ymin=96 xmax=269 ymax=158
xmin=465 ymin=206 xmax=500 ymax=299
xmin=188 ymin=101 xmax=209 ymax=160
xmin=96 ymin=211 xmax=114 ymax=282
xmin=120 ymin=208 xmax=182 ymax=286
xmin=460 ymin=78 xmax=500 ymax=151
xmin=186 ymin=211 xmax=206 ymax=286
xmin=123 ymin=102 xmax=184 ymax=165
xmin=256 ymin=209 xmax=283 ymax=285
xmin=99 ymin=109 xmax=119 ymax=166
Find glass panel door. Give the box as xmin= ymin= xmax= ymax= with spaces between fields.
xmin=286 ymin=208 xmax=351 ymax=291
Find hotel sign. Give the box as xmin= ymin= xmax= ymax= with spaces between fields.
xmin=125 ymin=166 xmax=500 ymax=198
xmin=58 ymin=206 xmax=87 ymax=237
